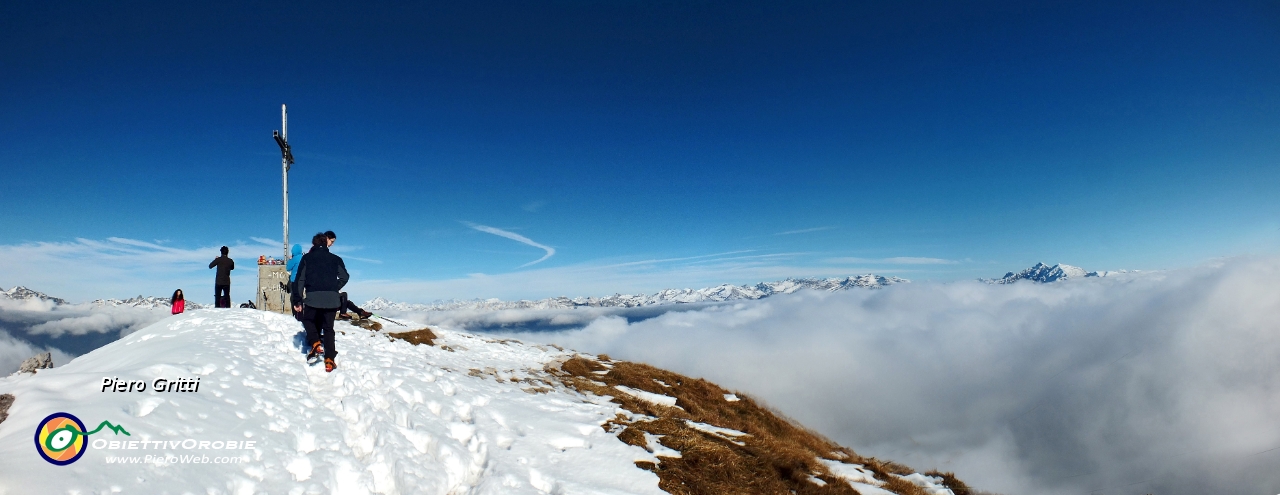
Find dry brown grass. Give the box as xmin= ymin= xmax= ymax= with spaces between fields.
xmin=549 ymin=356 xmax=944 ymax=495
xmin=387 ymin=328 xmax=438 ymax=346
xmin=384 ymin=332 xmax=960 ymax=494
xmin=925 ymin=471 xmax=971 ymax=495
xmin=0 ymin=393 xmax=13 ymax=426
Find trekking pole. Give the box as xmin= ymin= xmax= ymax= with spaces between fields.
xmin=372 ymin=314 xmax=407 ymax=327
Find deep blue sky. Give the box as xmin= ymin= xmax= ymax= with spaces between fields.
xmin=3 ymin=1 xmax=1280 ymax=302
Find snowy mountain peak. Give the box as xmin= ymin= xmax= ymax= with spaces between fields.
xmin=985 ymin=263 xmax=1132 ymax=284
xmin=0 ymin=286 xmax=69 ymax=305
xmin=364 ymin=274 xmax=909 ymax=312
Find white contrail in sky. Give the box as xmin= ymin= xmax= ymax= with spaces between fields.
xmin=772 ymin=226 xmax=834 ymax=236
xmin=825 ymin=256 xmax=957 ymax=265
xmin=465 ymin=222 xmax=556 ymax=267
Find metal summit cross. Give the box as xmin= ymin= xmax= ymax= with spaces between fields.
xmin=258 ymin=105 xmax=295 ymax=315
xmin=273 ymin=104 xmax=294 ymax=260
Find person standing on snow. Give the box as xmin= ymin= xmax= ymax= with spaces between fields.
xmin=208 ymin=246 xmax=234 ymax=308
xmin=293 ymin=232 xmax=349 ymax=372
xmin=285 ymin=243 xmax=303 ymax=318
xmin=170 ymin=289 xmax=185 ymax=315
xmin=286 ymin=244 xmax=304 ymax=282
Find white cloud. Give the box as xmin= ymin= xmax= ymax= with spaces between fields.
xmin=0 ymin=329 xmax=74 ymax=376
xmin=464 ymin=222 xmax=556 ymax=267
xmin=26 ymin=308 xmax=166 ymax=337
xmin=825 ymin=256 xmax=958 ymax=265
xmin=249 ymin=237 xmax=284 ymax=249
xmin=0 ymin=297 xmax=58 ymax=312
xmin=773 ymin=226 xmax=835 ymax=236
xmin=0 ymin=236 xmax=937 ymax=305
xmin=0 ymin=237 xmax=276 ymax=304
xmin=0 ymin=235 xmax=914 ymax=305
xmin=599 ymin=250 xmax=757 ymax=268
xmin=0 ymin=304 xmax=169 ymax=374
xmin=458 ymin=256 xmax=1280 ymax=495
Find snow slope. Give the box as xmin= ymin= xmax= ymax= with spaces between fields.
xmin=0 ymin=309 xmax=664 ymax=494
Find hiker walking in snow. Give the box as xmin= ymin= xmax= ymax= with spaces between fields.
xmin=171 ymin=289 xmax=185 ymax=315
xmin=208 ymin=246 xmax=234 ymax=308
xmin=293 ymin=232 xmax=349 ymax=372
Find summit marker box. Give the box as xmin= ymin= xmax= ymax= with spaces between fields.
xmin=256 ymin=265 xmax=289 ymax=314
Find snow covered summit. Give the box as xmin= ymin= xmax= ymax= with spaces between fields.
xmin=0 ymin=309 xmax=661 ymax=494
xmin=987 ymin=262 xmax=1088 ymax=283
xmin=0 ymin=286 xmax=69 ymax=306
xmin=0 ymin=309 xmax=961 ymax=494
xmin=984 ymin=262 xmax=1133 ymax=284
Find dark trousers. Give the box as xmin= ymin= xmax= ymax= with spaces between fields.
xmin=301 ymin=306 xmax=337 ymax=360
xmin=214 ymin=285 xmax=230 ymax=308
xmin=338 ymin=293 xmax=365 ymax=315
xmin=290 ymin=281 xmax=301 ymax=320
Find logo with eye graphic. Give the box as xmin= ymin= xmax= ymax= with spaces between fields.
xmin=34 ymin=412 xmax=130 ymax=465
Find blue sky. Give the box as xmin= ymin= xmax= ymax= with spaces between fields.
xmin=2 ymin=1 xmax=1279 ymax=303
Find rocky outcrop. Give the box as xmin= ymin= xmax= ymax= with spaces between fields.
xmin=15 ymin=352 xmax=53 ymax=374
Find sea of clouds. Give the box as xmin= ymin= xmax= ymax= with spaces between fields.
xmin=0 ymin=299 xmax=169 ymax=375
xmin=382 ymin=255 xmax=1280 ymax=495
xmin=4 ymin=255 xmax=1279 ymax=493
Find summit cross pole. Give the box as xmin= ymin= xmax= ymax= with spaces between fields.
xmin=273 ymin=105 xmax=295 ymax=261
xmin=282 ymin=105 xmax=288 ymax=261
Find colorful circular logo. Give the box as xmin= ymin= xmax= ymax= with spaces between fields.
xmin=34 ymin=412 xmax=88 ymax=465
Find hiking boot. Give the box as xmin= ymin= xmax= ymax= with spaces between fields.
xmin=324 ymin=358 xmax=336 ymax=373
xmin=358 ymin=310 xmax=373 ymax=319
xmin=307 ymin=342 xmax=323 ymax=364
xmin=337 ymin=313 xmax=352 ymax=321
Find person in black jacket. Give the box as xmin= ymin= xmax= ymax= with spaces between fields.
xmin=292 ymin=232 xmax=349 ymax=372
xmin=208 ymin=246 xmax=234 ymax=308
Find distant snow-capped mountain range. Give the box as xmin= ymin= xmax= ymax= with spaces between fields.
xmin=363 ymin=274 xmax=909 ymax=312
xmin=90 ymin=295 xmax=206 ymax=310
xmin=2 ymin=263 xmax=1129 ymax=313
xmin=0 ymin=286 xmax=203 ymax=310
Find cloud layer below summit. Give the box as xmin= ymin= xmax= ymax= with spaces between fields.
xmin=475 ymin=256 xmax=1280 ymax=495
